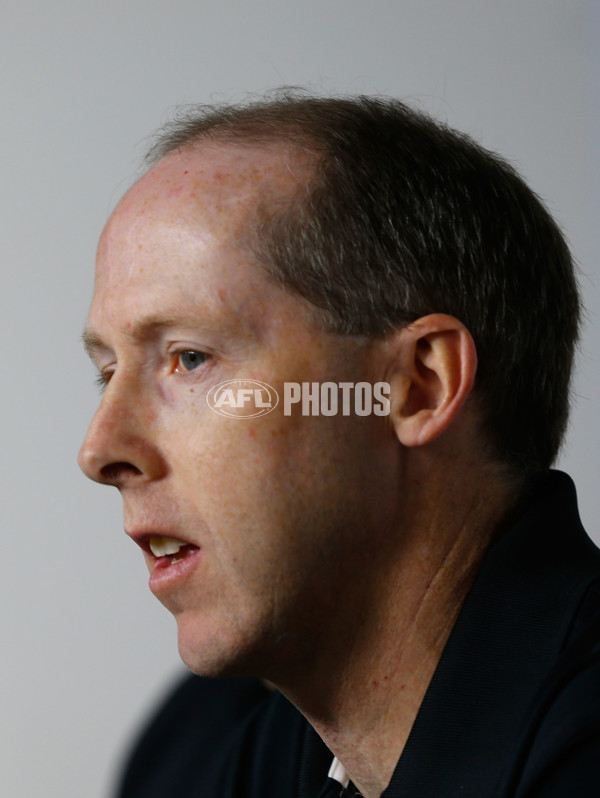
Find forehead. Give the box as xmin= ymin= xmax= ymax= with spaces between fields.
xmin=88 ymin=142 xmax=318 ymax=343
xmin=94 ymin=141 xmax=313 ymax=296
xmin=103 ymin=140 xmax=311 ymax=247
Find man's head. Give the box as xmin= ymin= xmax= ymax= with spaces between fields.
xmin=79 ymin=139 xmax=409 ymax=680
xmin=79 ymin=94 xmax=580 ymax=680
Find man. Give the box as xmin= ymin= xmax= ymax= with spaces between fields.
xmin=79 ymin=94 xmax=600 ymax=797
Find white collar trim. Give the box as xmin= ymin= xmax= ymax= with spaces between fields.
xmin=328 ymin=756 xmax=350 ymax=788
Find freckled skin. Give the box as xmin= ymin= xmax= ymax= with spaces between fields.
xmin=79 ymin=143 xmax=400 ymax=681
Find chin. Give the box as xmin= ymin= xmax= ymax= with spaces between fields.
xmin=175 ymin=612 xmax=269 ymax=680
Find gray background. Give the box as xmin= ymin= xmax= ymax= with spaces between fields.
xmin=1 ymin=2 xmax=598 ymax=796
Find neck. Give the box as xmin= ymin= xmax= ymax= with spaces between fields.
xmin=274 ymin=457 xmax=518 ymax=797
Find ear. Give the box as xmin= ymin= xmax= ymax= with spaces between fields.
xmin=386 ymin=314 xmax=477 ymax=447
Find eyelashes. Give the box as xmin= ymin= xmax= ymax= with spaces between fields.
xmin=93 ymin=349 xmax=209 ymax=393
xmin=94 ymin=371 xmax=112 ymax=393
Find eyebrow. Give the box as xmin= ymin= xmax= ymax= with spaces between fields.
xmin=82 ymin=330 xmax=109 ymax=360
xmin=82 ymin=315 xmax=184 ymax=358
xmin=82 ymin=312 xmax=235 ymax=361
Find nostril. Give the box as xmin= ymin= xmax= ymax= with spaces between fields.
xmin=100 ymin=461 xmax=144 ymax=485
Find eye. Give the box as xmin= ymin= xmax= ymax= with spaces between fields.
xmin=175 ymin=350 xmax=208 ymax=372
xmin=94 ymin=367 xmax=115 ymax=393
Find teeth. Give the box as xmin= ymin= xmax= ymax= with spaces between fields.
xmin=149 ymin=535 xmax=186 ymax=557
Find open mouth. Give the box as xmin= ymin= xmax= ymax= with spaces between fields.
xmin=149 ymin=535 xmax=200 ymax=565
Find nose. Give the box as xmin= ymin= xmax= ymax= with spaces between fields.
xmin=78 ymin=381 xmax=166 ymax=487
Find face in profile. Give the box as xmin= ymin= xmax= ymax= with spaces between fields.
xmin=79 ymin=143 xmax=400 ymax=681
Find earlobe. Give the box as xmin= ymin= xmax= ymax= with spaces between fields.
xmin=387 ymin=315 xmax=477 ymax=447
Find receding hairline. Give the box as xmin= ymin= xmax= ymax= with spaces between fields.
xmin=152 ymin=136 xmax=322 ymax=271
xmin=143 ymin=97 xmax=329 ymax=169
xmin=99 ymin=133 xmax=322 ymax=285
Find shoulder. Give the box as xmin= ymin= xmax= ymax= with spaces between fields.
xmin=385 ymin=473 xmax=600 ymax=798
xmin=115 ymin=674 xmax=272 ymax=797
xmin=509 ymin=578 xmax=600 ymax=797
xmin=115 ymin=673 xmax=315 ymax=798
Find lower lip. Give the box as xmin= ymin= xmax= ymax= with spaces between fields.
xmin=148 ymin=548 xmax=202 ymax=596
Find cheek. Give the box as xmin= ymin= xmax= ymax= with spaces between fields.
xmin=164 ymin=409 xmax=290 ymax=555
xmin=163 ymin=396 xmax=394 ymax=581
xmin=168 ymin=422 xmax=312 ymax=606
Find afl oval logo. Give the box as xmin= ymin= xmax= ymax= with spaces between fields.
xmin=206 ymin=380 xmax=279 ymax=418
